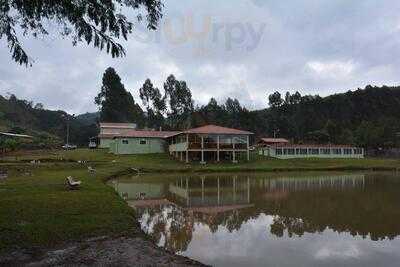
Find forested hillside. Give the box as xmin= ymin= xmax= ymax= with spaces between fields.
xmin=2 ymin=82 xmax=400 ymax=150
xmin=0 ymin=95 xmax=98 ymax=147
xmin=251 ymin=85 xmax=400 ymax=148
xmin=191 ymin=85 xmax=400 ymax=149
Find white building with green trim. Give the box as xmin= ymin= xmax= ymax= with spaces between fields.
xmin=260 ymin=144 xmax=364 ymax=159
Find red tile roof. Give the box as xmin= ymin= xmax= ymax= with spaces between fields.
xmin=260 ymin=138 xmax=289 ymax=143
xmin=111 ymin=130 xmax=180 ymax=139
xmin=181 ymin=125 xmax=253 ymax=135
xmin=99 ymin=124 xmax=253 ymax=138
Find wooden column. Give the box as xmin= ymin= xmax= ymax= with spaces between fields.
xmin=246 ymin=135 xmax=250 ymax=161
xmin=232 ymin=137 xmax=237 ymax=163
xmin=200 ymin=136 xmax=205 ymax=164
xmin=186 ymin=134 xmax=189 ymax=163
xmin=217 ymin=135 xmax=220 ymax=162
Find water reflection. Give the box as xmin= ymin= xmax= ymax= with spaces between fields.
xmin=109 ymin=172 xmax=400 ymax=267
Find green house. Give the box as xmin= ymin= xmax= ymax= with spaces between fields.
xmin=98 ymin=122 xmax=137 ymax=149
xmin=109 ymin=130 xmax=179 ymax=155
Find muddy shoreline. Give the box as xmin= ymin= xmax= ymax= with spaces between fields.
xmin=0 ymin=235 xmax=207 ymax=266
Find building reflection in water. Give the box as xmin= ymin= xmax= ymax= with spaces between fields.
xmin=109 ymin=172 xmax=400 ymax=258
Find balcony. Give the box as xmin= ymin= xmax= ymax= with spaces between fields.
xmin=186 ymin=142 xmax=247 ymax=150
xmin=169 ymin=142 xmax=188 ymax=152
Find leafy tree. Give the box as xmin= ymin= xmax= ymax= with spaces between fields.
xmin=338 ymin=129 xmax=355 ymax=145
xmin=290 ymin=91 xmax=302 ymax=105
xmin=139 ymin=78 xmax=166 ymax=128
xmin=34 ymin=103 xmax=44 ymax=110
xmin=163 ymin=75 xmax=194 ymax=129
xmin=353 ymin=121 xmax=383 ymax=149
xmin=1 ymin=0 xmax=163 ymax=66
xmin=140 ymin=80 xmax=163 ymax=110
xmin=324 ymin=120 xmax=340 ymax=143
xmin=268 ymin=91 xmax=283 ymax=108
xmin=4 ymin=138 xmax=19 ymax=151
xmin=224 ymin=98 xmax=244 ymax=128
xmin=139 ymin=79 xmax=155 ymax=111
xmin=95 ymin=67 xmax=144 ymax=125
xmin=202 ymin=98 xmax=225 ymax=124
xmin=284 ymin=92 xmax=291 ymax=105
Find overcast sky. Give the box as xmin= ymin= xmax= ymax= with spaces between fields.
xmin=1 ymin=0 xmax=400 ymax=114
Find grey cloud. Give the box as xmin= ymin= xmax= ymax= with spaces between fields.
xmin=1 ymin=0 xmax=399 ymax=114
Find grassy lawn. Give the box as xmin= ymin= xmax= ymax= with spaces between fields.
xmin=3 ymin=148 xmax=400 ymax=172
xmin=0 ymin=163 xmax=138 ymax=252
xmin=1 ymin=148 xmax=400 ymax=252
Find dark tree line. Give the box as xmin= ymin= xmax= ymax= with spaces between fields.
xmin=3 ymin=67 xmax=400 ymax=150
xmin=260 ymin=86 xmax=400 ymax=149
xmin=96 ymin=68 xmax=400 ymax=150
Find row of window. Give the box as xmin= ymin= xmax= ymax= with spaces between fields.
xmin=275 ymin=148 xmax=363 ymax=155
xmin=182 ymin=135 xmax=247 ymax=144
xmin=122 ymin=139 xmax=147 ymax=145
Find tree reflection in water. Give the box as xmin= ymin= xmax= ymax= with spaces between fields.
xmin=112 ymin=172 xmax=400 ymax=255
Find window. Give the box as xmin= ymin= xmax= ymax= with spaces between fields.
xmin=321 ymin=148 xmax=331 ymax=155
xmin=288 ymin=148 xmax=295 ymax=155
xmin=139 ymin=139 xmax=147 ymax=145
xmin=122 ymin=139 xmax=129 ymax=145
xmin=354 ymin=148 xmax=363 ymax=155
xmin=300 ymin=149 xmax=308 ymax=155
xmin=344 ymin=148 xmax=353 ymax=155
xmin=309 ymin=148 xmax=319 ymax=155
xmin=332 ymin=148 xmax=342 ymax=155
xmin=276 ymin=148 xmax=283 ymax=155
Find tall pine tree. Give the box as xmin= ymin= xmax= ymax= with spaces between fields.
xmin=95 ymin=67 xmax=144 ymax=125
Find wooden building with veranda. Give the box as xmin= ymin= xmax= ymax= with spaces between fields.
xmin=168 ymin=125 xmax=253 ymax=164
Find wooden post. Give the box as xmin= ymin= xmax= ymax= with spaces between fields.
xmin=186 ymin=134 xmax=189 ymax=163
xmin=246 ymin=135 xmax=250 ymax=161
xmin=232 ymin=137 xmax=237 ymax=163
xmin=200 ymin=135 xmax=205 ymax=164
xmin=217 ymin=135 xmax=220 ymax=162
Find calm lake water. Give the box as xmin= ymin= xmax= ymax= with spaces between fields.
xmin=109 ymin=172 xmax=400 ymax=267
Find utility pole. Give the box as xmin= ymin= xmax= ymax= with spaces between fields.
xmin=66 ymin=116 xmax=70 ymax=146
xmin=63 ymin=114 xmax=74 ymax=146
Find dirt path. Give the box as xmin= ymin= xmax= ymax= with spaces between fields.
xmin=0 ymin=236 xmax=207 ymax=266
